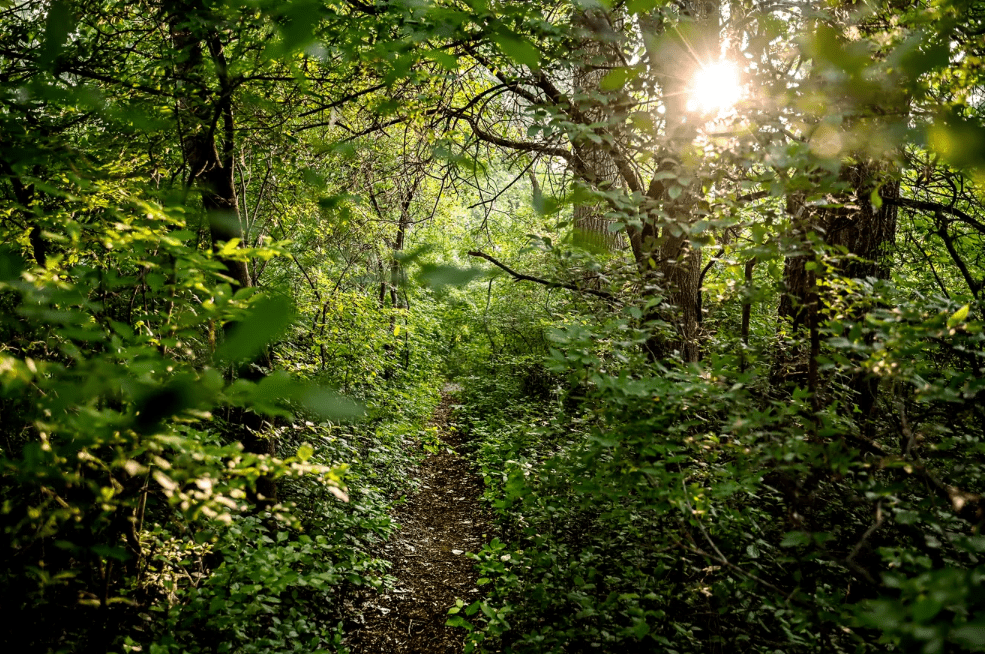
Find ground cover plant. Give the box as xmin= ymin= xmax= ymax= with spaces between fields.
xmin=1 ymin=0 xmax=984 ymax=653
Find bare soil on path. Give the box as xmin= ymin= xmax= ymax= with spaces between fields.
xmin=345 ymin=387 xmax=490 ymax=654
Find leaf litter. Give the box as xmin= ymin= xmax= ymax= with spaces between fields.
xmin=345 ymin=387 xmax=491 ymax=654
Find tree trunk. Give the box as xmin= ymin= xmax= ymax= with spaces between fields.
xmin=777 ymin=160 xmax=899 ymax=434
xmin=638 ymin=2 xmax=720 ymax=363
xmin=168 ymin=1 xmax=276 ymax=503
xmin=570 ymin=9 xmax=622 ymax=252
xmin=778 ymin=163 xmax=899 ymax=323
xmin=383 ymin=183 xmax=414 ymax=380
xmin=659 ymin=229 xmax=702 ymax=362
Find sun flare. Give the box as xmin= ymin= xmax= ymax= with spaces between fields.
xmin=687 ymin=60 xmax=742 ymax=115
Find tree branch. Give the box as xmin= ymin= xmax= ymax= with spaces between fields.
xmin=845 ymin=431 xmax=985 ymax=525
xmin=467 ymin=250 xmax=615 ymax=301
xmin=458 ymin=114 xmax=573 ymax=160
xmin=936 ymin=217 xmax=983 ymax=299
xmin=885 ymin=196 xmax=985 ymax=235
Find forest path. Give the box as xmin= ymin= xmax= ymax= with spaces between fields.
xmin=345 ymin=384 xmax=489 ymax=654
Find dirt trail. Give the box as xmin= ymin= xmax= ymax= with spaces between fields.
xmin=345 ymin=386 xmax=489 ymax=654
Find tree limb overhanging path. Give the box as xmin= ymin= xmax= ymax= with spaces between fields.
xmin=467 ymin=250 xmax=616 ymax=301
xmin=345 ymin=387 xmax=490 ymax=654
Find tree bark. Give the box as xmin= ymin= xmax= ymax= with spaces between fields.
xmin=777 ymin=160 xmax=899 ymax=434
xmin=167 ymin=0 xmax=276 ymax=503
xmin=570 ymin=9 xmax=621 ymax=252
xmin=383 ymin=182 xmax=415 ymax=380
xmin=638 ymin=2 xmax=720 ymax=363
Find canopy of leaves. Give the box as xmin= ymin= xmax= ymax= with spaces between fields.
xmin=1 ymin=0 xmax=983 ymax=653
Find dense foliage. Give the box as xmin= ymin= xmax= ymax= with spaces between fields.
xmin=1 ymin=0 xmax=984 ymax=652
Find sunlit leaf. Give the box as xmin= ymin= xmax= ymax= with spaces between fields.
xmin=599 ymin=66 xmax=635 ymax=92
xmin=928 ymin=113 xmax=985 ymax=178
xmin=296 ymin=443 xmax=314 ymax=461
xmin=947 ymin=304 xmax=970 ymax=328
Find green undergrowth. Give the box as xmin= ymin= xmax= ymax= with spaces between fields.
xmin=143 ymin=363 xmax=445 ymax=653
xmin=146 ymin=407 xmax=441 ymax=654
xmin=447 ymin=298 xmax=985 ymax=654
xmin=0 ymin=244 xmax=445 ymax=653
xmin=134 ymin=290 xmax=449 ymax=652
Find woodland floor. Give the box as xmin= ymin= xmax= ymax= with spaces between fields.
xmin=344 ymin=385 xmax=491 ymax=654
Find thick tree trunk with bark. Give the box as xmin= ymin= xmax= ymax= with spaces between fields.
xmin=571 ymin=10 xmax=621 ymax=252
xmin=659 ymin=230 xmax=702 ymax=362
xmin=780 ymin=165 xmax=898 ymax=312
xmin=637 ymin=2 xmax=720 ymax=362
xmin=779 ymin=163 xmax=899 ymax=323
xmin=777 ymin=160 xmax=899 ymax=434
xmin=168 ymin=1 xmax=276 ymax=503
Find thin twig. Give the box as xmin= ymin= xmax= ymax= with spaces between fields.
xmin=845 ymin=500 xmax=883 ymax=585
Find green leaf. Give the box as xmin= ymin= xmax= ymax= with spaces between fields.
xmin=249 ymin=370 xmax=296 ymax=417
xmin=891 ymin=35 xmax=950 ymax=80
xmin=801 ymin=25 xmax=870 ymax=76
xmin=218 ymin=238 xmax=243 ymax=257
xmin=276 ymin=1 xmax=319 ymax=52
xmin=297 ymin=386 xmax=365 ymax=422
xmin=600 ymin=67 xmax=635 ymax=92
xmin=780 ymin=531 xmax=812 ymax=547
xmin=627 ymin=0 xmax=661 ymax=14
xmin=947 ymin=304 xmax=970 ymax=328
xmin=216 ymin=294 xmax=295 ymax=363
xmin=427 ymin=50 xmax=459 ymax=70
xmin=39 ymin=0 xmax=73 ymax=71
xmin=302 ymin=167 xmax=326 ymax=189
xmin=418 ymin=264 xmax=483 ymax=290
xmin=895 ymin=510 xmax=920 ymax=525
xmin=870 ymin=187 xmax=883 ymax=210
xmin=911 ymin=598 xmax=942 ymax=623
xmin=133 ymin=376 xmax=202 ymax=433
xmin=446 ymin=615 xmax=473 ymax=629
xmin=929 ymin=113 xmax=985 ymax=177
xmin=492 ymin=33 xmax=540 ymax=69
xmin=0 ymin=246 xmax=26 ymax=281
xmin=91 ymin=544 xmax=130 ymax=560
xmin=296 ymin=443 xmax=314 ymax=462
xmin=951 ymin=622 xmax=985 ymax=648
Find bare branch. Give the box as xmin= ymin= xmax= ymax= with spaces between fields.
xmin=467 ymin=250 xmax=616 ymax=301
xmin=886 ymin=197 xmax=985 ymax=235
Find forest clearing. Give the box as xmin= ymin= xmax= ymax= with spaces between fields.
xmin=1 ymin=0 xmax=984 ymax=653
